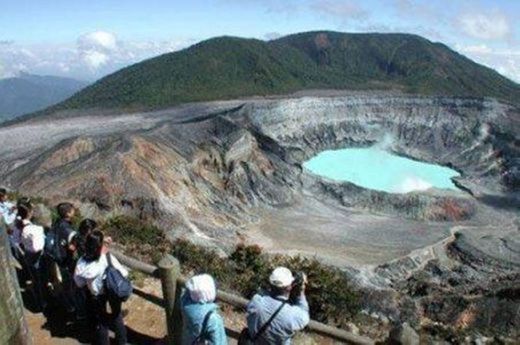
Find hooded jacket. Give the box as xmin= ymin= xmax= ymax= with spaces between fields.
xmin=181 ymin=292 xmax=227 ymax=345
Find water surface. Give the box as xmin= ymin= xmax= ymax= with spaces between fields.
xmin=304 ymin=147 xmax=460 ymax=193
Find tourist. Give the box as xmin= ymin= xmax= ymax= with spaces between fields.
xmin=8 ymin=198 xmax=37 ymax=266
xmin=74 ymin=230 xmax=128 ymax=345
xmin=244 ymin=267 xmax=310 ymax=344
xmin=74 ymin=218 xmax=98 ymax=259
xmin=73 ymin=218 xmax=98 ymax=321
xmin=181 ymin=274 xmax=227 ymax=345
xmin=0 ymin=187 xmax=16 ymax=226
xmin=45 ymin=202 xmax=78 ymax=315
xmin=17 ymin=200 xmax=47 ymax=311
xmin=1 ymin=189 xmax=20 ymax=259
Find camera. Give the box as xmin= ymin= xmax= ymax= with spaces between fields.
xmin=289 ymin=272 xmax=306 ymax=303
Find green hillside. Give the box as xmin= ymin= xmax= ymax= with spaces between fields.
xmin=54 ymin=31 xmax=520 ymax=111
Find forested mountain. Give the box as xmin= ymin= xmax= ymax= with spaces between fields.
xmin=48 ymin=31 xmax=520 ymax=112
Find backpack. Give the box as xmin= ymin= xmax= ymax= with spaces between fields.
xmin=104 ymin=253 xmax=133 ymax=301
xmin=44 ymin=228 xmax=67 ymax=265
xmin=238 ymin=300 xmax=287 ymax=345
xmin=192 ymin=310 xmax=214 ymax=345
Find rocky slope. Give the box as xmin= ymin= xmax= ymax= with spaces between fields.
xmin=1 ymin=92 xmax=519 ymax=341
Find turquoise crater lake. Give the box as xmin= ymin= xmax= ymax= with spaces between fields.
xmin=303 ymin=147 xmax=460 ymax=193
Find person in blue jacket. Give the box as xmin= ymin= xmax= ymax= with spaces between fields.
xmin=181 ymin=274 xmax=227 ymax=345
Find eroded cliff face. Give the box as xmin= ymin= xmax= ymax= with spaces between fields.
xmin=1 ymin=93 xmax=519 ymax=341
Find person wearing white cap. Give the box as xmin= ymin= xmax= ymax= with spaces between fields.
xmin=181 ymin=274 xmax=228 ymax=345
xmin=243 ymin=267 xmax=310 ymax=344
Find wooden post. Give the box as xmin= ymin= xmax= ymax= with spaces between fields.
xmin=158 ymin=254 xmax=182 ymax=345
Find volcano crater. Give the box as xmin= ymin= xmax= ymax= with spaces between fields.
xmin=1 ymin=93 xmax=518 ymax=272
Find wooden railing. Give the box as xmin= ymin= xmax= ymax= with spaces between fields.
xmin=112 ymin=250 xmax=375 ymax=345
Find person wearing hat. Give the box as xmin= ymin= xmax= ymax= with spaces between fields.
xmin=245 ymin=267 xmax=310 ymax=344
xmin=181 ymin=274 xmax=228 ymax=345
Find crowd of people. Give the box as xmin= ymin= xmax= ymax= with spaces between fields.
xmin=0 ymin=188 xmax=310 ymax=345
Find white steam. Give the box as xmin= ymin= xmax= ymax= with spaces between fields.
xmin=393 ymin=176 xmax=432 ymax=193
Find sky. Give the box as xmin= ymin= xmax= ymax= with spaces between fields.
xmin=0 ymin=0 xmax=519 ymax=82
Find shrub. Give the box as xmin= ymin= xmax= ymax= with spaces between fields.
xmin=101 ymin=215 xmax=169 ymax=259
xmin=171 ymin=239 xmax=234 ymax=283
xmin=100 ymin=221 xmax=361 ymax=327
xmin=170 ymin=239 xmax=361 ymax=327
xmin=229 ymin=244 xmax=272 ymax=296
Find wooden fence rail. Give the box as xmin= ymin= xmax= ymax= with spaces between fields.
xmin=112 ymin=250 xmax=375 ymax=345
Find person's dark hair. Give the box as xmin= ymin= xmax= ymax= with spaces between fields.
xmin=15 ymin=201 xmax=33 ymax=231
xmin=79 ymin=219 xmax=97 ymax=236
xmin=84 ymin=230 xmax=104 ymax=262
xmin=17 ymin=197 xmax=31 ymax=207
xmin=56 ymin=202 xmax=75 ymax=219
xmin=0 ymin=188 xmax=6 ymax=196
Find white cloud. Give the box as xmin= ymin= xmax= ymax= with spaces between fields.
xmin=458 ymin=11 xmax=510 ymax=40
xmin=78 ymin=31 xmax=118 ymax=51
xmin=456 ymin=44 xmax=520 ymax=83
xmin=77 ymin=31 xmax=118 ymax=70
xmin=83 ymin=51 xmax=110 ymax=70
xmin=0 ymin=32 xmax=192 ymax=81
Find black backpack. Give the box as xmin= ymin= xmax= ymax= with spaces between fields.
xmin=238 ymin=300 xmax=286 ymax=345
xmin=44 ymin=228 xmax=67 ymax=265
xmin=104 ymin=253 xmax=133 ymax=301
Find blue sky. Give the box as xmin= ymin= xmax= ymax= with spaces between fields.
xmin=0 ymin=0 xmax=519 ymax=82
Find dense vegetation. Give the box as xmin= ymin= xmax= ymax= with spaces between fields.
xmin=101 ymin=215 xmax=361 ymax=327
xmin=48 ymin=31 xmax=519 ymax=112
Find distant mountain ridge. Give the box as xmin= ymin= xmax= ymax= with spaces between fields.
xmin=0 ymin=73 xmax=87 ymax=122
xmin=44 ymin=31 xmax=520 ymax=113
